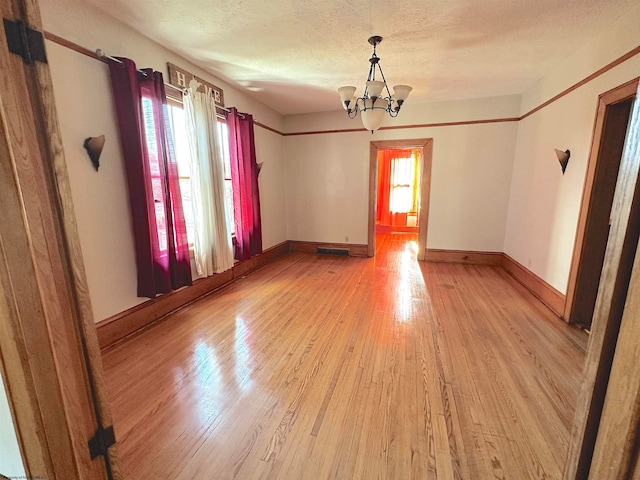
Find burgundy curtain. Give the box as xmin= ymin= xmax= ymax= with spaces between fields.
xmin=107 ymin=57 xmax=191 ymax=297
xmin=227 ymin=107 xmax=262 ymax=261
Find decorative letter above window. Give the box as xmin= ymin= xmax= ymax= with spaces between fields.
xmin=167 ymin=62 xmax=225 ymax=108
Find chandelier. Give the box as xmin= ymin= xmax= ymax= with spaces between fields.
xmin=338 ymin=36 xmax=412 ymax=133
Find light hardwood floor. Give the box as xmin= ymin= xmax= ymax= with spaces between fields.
xmin=102 ymin=233 xmax=588 ymax=479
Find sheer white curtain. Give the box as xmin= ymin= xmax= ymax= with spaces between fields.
xmin=389 ymin=155 xmax=415 ymax=213
xmin=184 ymin=80 xmax=234 ymax=276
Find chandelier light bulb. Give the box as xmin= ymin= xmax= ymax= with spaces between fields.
xmin=342 ymin=95 xmax=357 ymax=111
xmin=366 ymin=81 xmax=385 ymax=98
xmin=361 ymin=108 xmax=385 ymax=132
xmin=338 ymin=86 xmax=357 ymax=109
xmin=337 ymin=36 xmax=412 ymax=133
xmin=393 ymin=85 xmax=413 ymax=103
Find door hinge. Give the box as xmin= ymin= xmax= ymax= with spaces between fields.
xmin=88 ymin=425 xmax=116 ymax=460
xmin=3 ymin=18 xmax=47 ymax=64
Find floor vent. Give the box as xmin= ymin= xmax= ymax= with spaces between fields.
xmin=316 ymin=247 xmax=349 ymax=256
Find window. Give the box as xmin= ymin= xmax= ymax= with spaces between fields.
xmin=166 ymin=101 xmax=235 ymax=247
xmin=217 ymin=120 xmax=235 ymax=234
xmin=141 ymin=96 xmax=168 ymax=251
xmin=167 ymin=104 xmax=195 ymax=245
xmin=389 ymin=155 xmax=416 ymax=213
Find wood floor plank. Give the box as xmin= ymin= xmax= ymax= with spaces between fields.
xmin=102 ymin=233 xmax=587 ymax=479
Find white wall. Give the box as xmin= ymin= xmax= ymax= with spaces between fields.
xmin=0 ymin=374 xmax=26 ymax=478
xmin=38 ymin=0 xmax=640 ymax=322
xmin=40 ymin=0 xmax=287 ymax=322
xmin=255 ymin=127 xmax=287 ymax=249
xmin=504 ymin=4 xmax=640 ymax=292
xmin=283 ymin=96 xmax=520 ymax=251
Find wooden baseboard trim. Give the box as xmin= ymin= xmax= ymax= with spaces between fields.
xmin=424 ymin=248 xmax=503 ymax=265
xmin=423 ymin=248 xmax=566 ymax=318
xmin=501 ymin=254 xmax=566 ymax=317
xmin=288 ymin=240 xmax=368 ymax=257
xmin=375 ymin=225 xmax=419 ymax=233
xmin=97 ymin=242 xmax=566 ymax=349
xmin=96 ymin=241 xmax=289 ymax=350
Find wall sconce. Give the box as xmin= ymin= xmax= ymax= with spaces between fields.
xmin=555 ymin=149 xmax=570 ymax=174
xmin=84 ymin=135 xmax=105 ymax=171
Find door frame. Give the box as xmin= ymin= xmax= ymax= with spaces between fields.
xmin=0 ymin=1 xmax=119 ymax=478
xmin=587 ymin=237 xmax=640 ymax=479
xmin=564 ymin=78 xmax=639 ymax=322
xmin=564 ymin=79 xmax=640 ymax=479
xmin=368 ymin=138 xmax=433 ymax=260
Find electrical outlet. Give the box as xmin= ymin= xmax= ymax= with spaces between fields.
xmin=345 ymin=236 xmax=349 ymax=242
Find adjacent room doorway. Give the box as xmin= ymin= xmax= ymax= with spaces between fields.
xmin=367 ymin=139 xmax=433 ymax=260
xmin=563 ymin=77 xmax=640 ymax=480
xmin=564 ymin=78 xmax=638 ymax=327
xmin=375 ymin=147 xmax=422 ymax=234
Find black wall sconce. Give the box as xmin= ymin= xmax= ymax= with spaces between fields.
xmin=84 ymin=135 xmax=105 ymax=171
xmin=555 ymin=148 xmax=570 ymax=174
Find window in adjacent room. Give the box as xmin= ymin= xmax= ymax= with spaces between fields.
xmin=389 ymin=154 xmax=418 ymax=214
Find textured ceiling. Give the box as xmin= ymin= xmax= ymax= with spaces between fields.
xmin=86 ymin=0 xmax=637 ymax=115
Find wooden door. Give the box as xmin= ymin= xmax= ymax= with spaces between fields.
xmin=565 ymin=79 xmax=638 ymax=325
xmin=588 ymin=228 xmax=640 ymax=479
xmin=569 ymin=98 xmax=633 ymax=327
xmin=0 ymin=0 xmax=120 ymax=478
xmin=564 ymin=79 xmax=640 ymax=479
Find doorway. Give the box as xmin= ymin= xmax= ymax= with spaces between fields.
xmin=375 ymin=147 xmax=422 ymax=234
xmin=367 ymin=139 xmax=432 ymax=260
xmin=564 ymin=78 xmax=638 ymax=327
xmin=564 ymin=77 xmax=640 ymax=479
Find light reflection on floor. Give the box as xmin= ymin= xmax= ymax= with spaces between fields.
xmin=395 ymin=239 xmax=419 ymax=322
xmin=233 ymin=317 xmax=254 ymax=391
xmin=193 ymin=341 xmax=222 ymax=421
xmin=192 ymin=317 xmax=255 ymax=422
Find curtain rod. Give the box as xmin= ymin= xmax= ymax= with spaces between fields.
xmin=96 ymin=48 xmax=244 ymax=118
xmin=212 ymin=105 xmax=246 ymax=119
xmin=96 ymin=49 xmax=147 ymax=76
xmin=96 ymin=48 xmax=181 ymax=94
